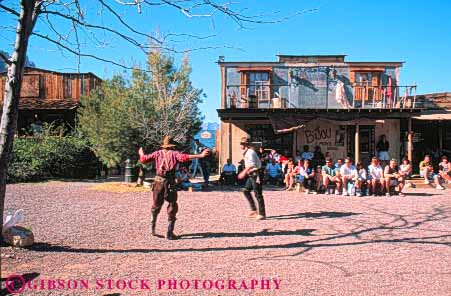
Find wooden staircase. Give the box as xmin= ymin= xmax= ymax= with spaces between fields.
xmin=406 ymin=176 xmax=451 ymax=189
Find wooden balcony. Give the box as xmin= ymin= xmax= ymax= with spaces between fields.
xmin=225 ymin=83 xmax=417 ymax=109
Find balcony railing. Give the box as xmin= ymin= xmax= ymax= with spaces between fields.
xmin=225 ymin=83 xmax=417 ymax=109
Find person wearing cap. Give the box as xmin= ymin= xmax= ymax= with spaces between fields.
xmin=237 ymin=137 xmax=266 ymax=220
xmin=139 ymin=136 xmax=210 ymax=240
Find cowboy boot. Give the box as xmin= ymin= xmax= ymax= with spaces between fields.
xmin=166 ymin=220 xmax=178 ymax=240
xmin=150 ymin=213 xmax=158 ymax=236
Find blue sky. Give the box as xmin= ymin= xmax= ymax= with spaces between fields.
xmin=1 ymin=0 xmax=450 ymax=123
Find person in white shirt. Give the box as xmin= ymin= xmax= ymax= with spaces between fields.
xmin=340 ymin=157 xmax=357 ymax=196
xmin=219 ymin=158 xmax=237 ymax=185
xmin=237 ymin=137 xmax=266 ymax=220
xmin=367 ymin=157 xmax=385 ymax=196
xmin=301 ymin=145 xmax=314 ymax=161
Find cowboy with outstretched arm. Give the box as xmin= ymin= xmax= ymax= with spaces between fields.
xmin=139 ymin=136 xmax=210 ymax=240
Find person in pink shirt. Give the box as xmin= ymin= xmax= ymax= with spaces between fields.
xmin=139 ymin=136 xmax=209 ymax=240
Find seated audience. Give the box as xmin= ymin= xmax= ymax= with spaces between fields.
xmin=301 ymin=145 xmax=314 ymax=161
xmin=368 ymin=157 xmax=385 ymax=196
xmin=438 ymin=156 xmax=451 ymax=184
xmin=335 ymin=158 xmax=344 ymax=170
xmin=219 ymin=158 xmax=237 ymax=185
xmin=279 ymin=155 xmax=289 ymax=172
xmin=384 ymin=159 xmax=405 ymax=197
xmin=340 ymin=157 xmax=357 ymax=196
xmin=399 ymin=157 xmax=412 ymax=179
xmin=302 ymin=159 xmax=316 ymax=194
xmin=314 ymin=165 xmax=323 ymax=193
xmin=294 ymin=150 xmax=302 ymax=163
xmin=295 ymin=159 xmax=305 ymax=184
xmin=284 ymin=160 xmax=297 ymax=190
xmin=356 ymin=162 xmax=367 ymax=197
xmin=176 ymin=166 xmax=202 ymax=191
xmin=419 ymin=155 xmax=444 ymax=190
xmin=265 ymin=159 xmax=283 ymax=185
xmin=322 ymin=157 xmax=342 ymax=195
xmin=268 ymin=149 xmax=280 ymax=163
xmin=399 ymin=157 xmax=412 ymax=187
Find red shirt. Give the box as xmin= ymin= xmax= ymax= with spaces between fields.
xmin=140 ymin=150 xmax=190 ymax=171
xmin=279 ymin=155 xmax=288 ymax=163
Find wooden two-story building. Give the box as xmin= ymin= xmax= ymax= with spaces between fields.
xmin=217 ymin=54 xmax=425 ymax=168
xmin=0 ymin=67 xmax=101 ymax=135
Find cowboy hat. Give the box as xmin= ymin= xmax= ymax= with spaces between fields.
xmin=161 ymin=136 xmax=176 ymax=148
xmin=239 ymin=136 xmax=251 ymax=145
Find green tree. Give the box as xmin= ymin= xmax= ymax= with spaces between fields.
xmin=141 ymin=49 xmax=203 ymax=150
xmin=78 ymin=51 xmax=203 ymax=168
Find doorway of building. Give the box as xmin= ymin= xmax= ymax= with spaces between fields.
xmin=246 ymin=124 xmax=293 ymax=156
xmin=347 ymin=125 xmax=375 ymax=166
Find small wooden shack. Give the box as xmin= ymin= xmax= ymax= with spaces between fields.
xmin=0 ymin=67 xmax=102 ymax=134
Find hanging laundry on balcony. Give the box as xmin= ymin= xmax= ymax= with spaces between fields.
xmin=335 ymin=80 xmax=350 ymax=108
xmin=385 ymin=76 xmax=393 ymax=106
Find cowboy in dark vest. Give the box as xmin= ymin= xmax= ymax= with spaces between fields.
xmin=139 ymin=136 xmax=210 ymax=240
xmin=237 ymin=137 xmax=266 ymax=220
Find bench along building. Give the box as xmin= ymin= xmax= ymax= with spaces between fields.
xmin=217 ymin=54 xmax=425 ymax=168
xmin=0 ymin=67 xmax=101 ymax=135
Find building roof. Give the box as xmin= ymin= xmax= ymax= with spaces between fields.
xmin=218 ymin=54 xmax=404 ymax=67
xmin=0 ymin=66 xmax=102 ymax=81
xmin=277 ymin=54 xmax=347 ymax=63
xmin=3 ymin=98 xmax=79 ymax=110
xmin=347 ymin=61 xmax=404 ymax=67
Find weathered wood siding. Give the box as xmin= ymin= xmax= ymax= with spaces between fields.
xmin=0 ymin=68 xmax=101 ymax=105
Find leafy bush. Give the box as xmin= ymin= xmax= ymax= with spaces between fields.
xmin=8 ymin=136 xmax=98 ymax=183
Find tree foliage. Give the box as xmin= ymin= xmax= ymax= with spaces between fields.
xmin=78 ymin=50 xmax=203 ymax=167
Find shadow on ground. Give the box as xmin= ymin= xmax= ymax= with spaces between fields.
xmin=179 ymin=228 xmax=315 ymax=239
xmin=267 ymin=211 xmax=360 ymax=220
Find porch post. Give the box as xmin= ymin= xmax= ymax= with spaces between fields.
xmin=355 ymin=123 xmax=360 ymax=163
xmin=292 ymin=129 xmax=297 ymax=157
xmin=408 ymin=117 xmax=413 ymax=162
xmin=438 ymin=125 xmax=443 ymax=151
xmin=228 ymin=119 xmax=233 ymax=162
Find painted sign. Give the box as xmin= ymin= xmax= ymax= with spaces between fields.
xmin=200 ymin=131 xmax=212 ymax=139
xmin=297 ymin=120 xmax=347 ymax=161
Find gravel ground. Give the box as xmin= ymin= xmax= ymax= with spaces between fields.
xmin=1 ymin=182 xmax=451 ymax=296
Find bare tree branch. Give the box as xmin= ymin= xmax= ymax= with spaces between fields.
xmin=0 ymin=51 xmax=11 ymax=65
xmin=32 ymin=31 xmax=140 ymax=70
xmin=41 ymin=9 xmax=152 ymax=53
xmin=0 ymin=3 xmax=20 ymax=16
xmin=98 ymin=0 xmax=162 ymax=44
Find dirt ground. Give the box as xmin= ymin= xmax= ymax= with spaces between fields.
xmin=1 ymin=181 xmax=450 ymax=295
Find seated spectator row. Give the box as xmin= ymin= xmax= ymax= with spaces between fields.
xmin=219 ymin=150 xmax=451 ymax=196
